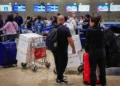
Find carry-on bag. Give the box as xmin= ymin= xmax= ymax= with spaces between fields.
xmin=0 ymin=42 xmax=17 ymax=67
xmin=83 ymin=53 xmax=100 ymax=84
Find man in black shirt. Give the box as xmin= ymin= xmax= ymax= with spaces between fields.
xmin=52 ymin=15 xmax=76 ymax=84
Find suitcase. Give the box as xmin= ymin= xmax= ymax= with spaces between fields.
xmin=0 ymin=42 xmax=17 ymax=67
xmin=83 ymin=53 xmax=100 ymax=85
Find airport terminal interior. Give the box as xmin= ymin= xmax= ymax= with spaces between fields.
xmin=0 ymin=0 xmax=120 ymax=86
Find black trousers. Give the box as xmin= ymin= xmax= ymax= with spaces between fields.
xmin=89 ymin=48 xmax=106 ymax=86
xmin=6 ymin=34 xmax=17 ymax=41
xmin=52 ymin=50 xmax=68 ymax=80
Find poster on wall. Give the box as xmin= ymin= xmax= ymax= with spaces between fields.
xmin=110 ymin=5 xmax=120 ymax=11
xmin=46 ymin=5 xmax=58 ymax=12
xmin=78 ymin=5 xmax=90 ymax=12
xmin=66 ymin=4 xmax=78 ymax=12
xmin=0 ymin=5 xmax=12 ymax=12
xmin=14 ymin=5 xmax=26 ymax=12
xmin=34 ymin=4 xmax=46 ymax=12
xmin=98 ymin=4 xmax=109 ymax=12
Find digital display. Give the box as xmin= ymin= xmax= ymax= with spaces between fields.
xmin=110 ymin=5 xmax=120 ymax=11
xmin=0 ymin=5 xmax=12 ymax=12
xmin=14 ymin=5 xmax=26 ymax=12
xmin=98 ymin=4 xmax=109 ymax=12
xmin=47 ymin=5 xmax=58 ymax=12
xmin=34 ymin=4 xmax=46 ymax=12
xmin=78 ymin=5 xmax=90 ymax=12
xmin=66 ymin=4 xmax=78 ymax=12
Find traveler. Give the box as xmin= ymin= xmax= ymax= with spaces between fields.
xmin=0 ymin=14 xmax=18 ymax=41
xmin=85 ymin=17 xmax=106 ymax=86
xmin=64 ymin=16 xmax=75 ymax=35
xmin=24 ymin=16 xmax=32 ymax=28
xmin=57 ymin=13 xmax=61 ymax=17
xmin=82 ymin=14 xmax=90 ymax=29
xmin=52 ymin=15 xmax=76 ymax=84
xmin=52 ymin=16 xmax=57 ymax=26
xmin=97 ymin=16 xmax=105 ymax=28
xmin=68 ymin=13 xmax=78 ymax=29
xmin=14 ymin=13 xmax=23 ymax=27
xmin=34 ymin=15 xmax=46 ymax=34
xmin=5 ymin=12 xmax=14 ymax=23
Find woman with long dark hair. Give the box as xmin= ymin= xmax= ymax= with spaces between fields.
xmin=0 ymin=14 xmax=18 ymax=41
xmin=85 ymin=17 xmax=106 ymax=86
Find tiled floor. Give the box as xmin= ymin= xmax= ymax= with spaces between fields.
xmin=0 ymin=50 xmax=120 ymax=86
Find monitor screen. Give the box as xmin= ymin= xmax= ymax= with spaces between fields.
xmin=47 ymin=5 xmax=58 ymax=12
xmin=110 ymin=5 xmax=120 ymax=11
xmin=98 ymin=4 xmax=109 ymax=12
xmin=14 ymin=5 xmax=26 ymax=12
xmin=34 ymin=4 xmax=46 ymax=12
xmin=78 ymin=5 xmax=90 ymax=12
xmin=66 ymin=4 xmax=78 ymax=12
xmin=0 ymin=5 xmax=12 ymax=12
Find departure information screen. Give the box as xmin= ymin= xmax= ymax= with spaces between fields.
xmin=14 ymin=5 xmax=26 ymax=12
xmin=34 ymin=4 xmax=46 ymax=12
xmin=47 ymin=5 xmax=58 ymax=12
xmin=98 ymin=4 xmax=109 ymax=12
xmin=0 ymin=5 xmax=12 ymax=12
xmin=66 ymin=4 xmax=78 ymax=12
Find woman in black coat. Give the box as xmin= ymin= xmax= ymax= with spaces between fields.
xmin=85 ymin=17 xmax=106 ymax=86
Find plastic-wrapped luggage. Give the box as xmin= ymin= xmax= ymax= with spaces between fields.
xmin=104 ymin=28 xmax=120 ymax=67
xmin=83 ymin=53 xmax=100 ymax=84
xmin=0 ymin=42 xmax=17 ymax=67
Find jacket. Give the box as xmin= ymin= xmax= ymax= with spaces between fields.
xmin=15 ymin=16 xmax=23 ymax=26
xmin=85 ymin=26 xmax=104 ymax=51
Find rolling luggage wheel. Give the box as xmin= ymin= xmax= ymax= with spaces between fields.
xmin=78 ymin=65 xmax=84 ymax=73
xmin=53 ymin=68 xmax=57 ymax=74
xmin=32 ymin=65 xmax=37 ymax=72
xmin=45 ymin=62 xmax=51 ymax=69
xmin=21 ymin=63 xmax=27 ymax=68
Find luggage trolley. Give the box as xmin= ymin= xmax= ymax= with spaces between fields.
xmin=21 ymin=37 xmax=51 ymax=72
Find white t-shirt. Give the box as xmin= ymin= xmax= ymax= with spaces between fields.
xmin=68 ymin=18 xmax=77 ymax=29
xmin=64 ymin=22 xmax=75 ymax=36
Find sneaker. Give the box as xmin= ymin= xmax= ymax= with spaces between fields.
xmin=56 ymin=79 xmax=68 ymax=84
xmin=63 ymin=76 xmax=67 ymax=80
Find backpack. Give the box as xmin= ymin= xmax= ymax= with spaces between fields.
xmin=46 ymin=25 xmax=63 ymax=51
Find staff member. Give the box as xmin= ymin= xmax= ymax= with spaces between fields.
xmin=85 ymin=17 xmax=106 ymax=86
xmin=15 ymin=13 xmax=23 ymax=27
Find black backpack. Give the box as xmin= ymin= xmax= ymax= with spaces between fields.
xmin=46 ymin=25 xmax=63 ymax=51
